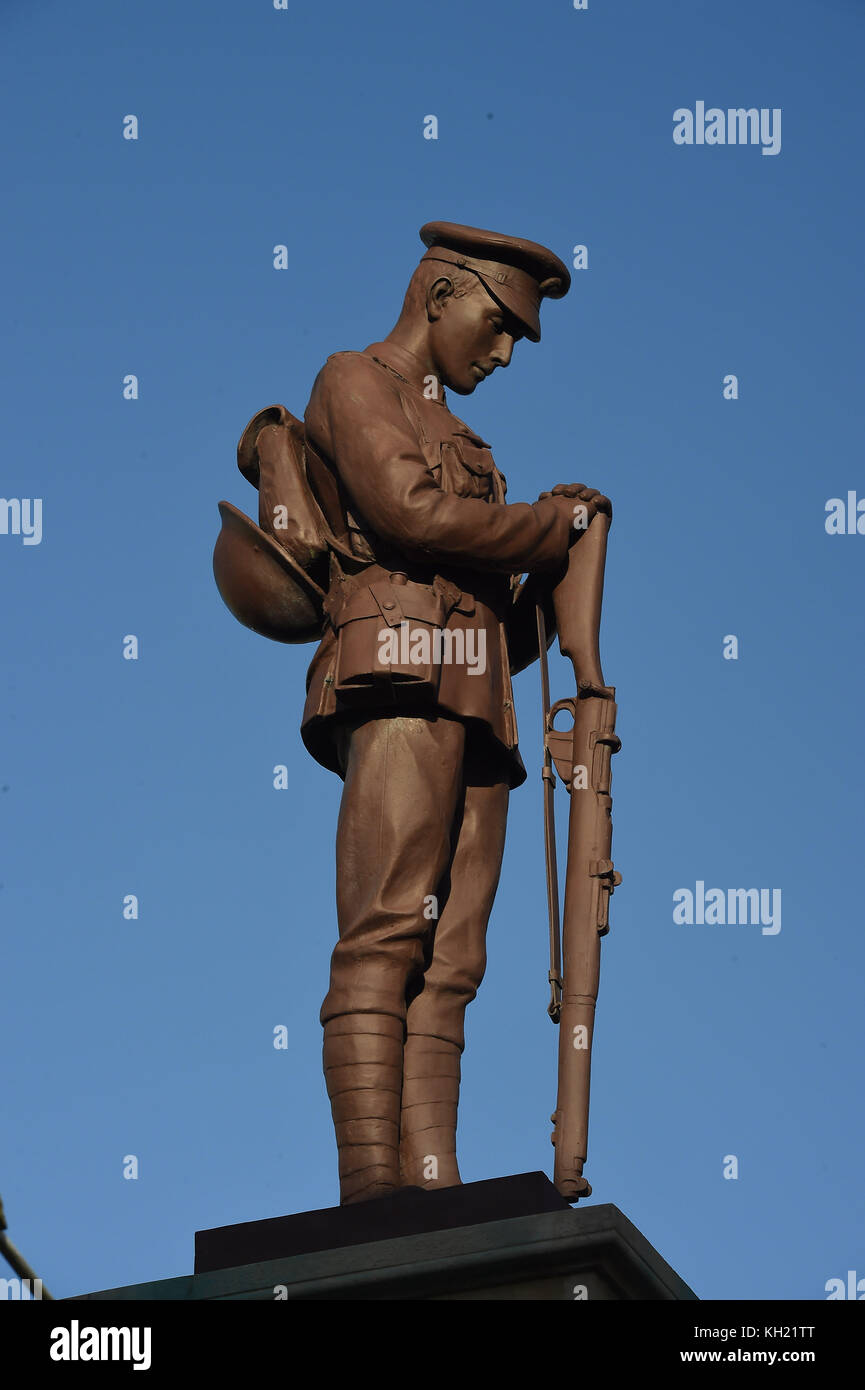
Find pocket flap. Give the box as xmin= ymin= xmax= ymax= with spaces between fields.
xmin=369 ymin=579 xmax=446 ymax=628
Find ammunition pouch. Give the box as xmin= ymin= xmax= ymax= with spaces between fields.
xmin=329 ymin=573 xmax=458 ymax=704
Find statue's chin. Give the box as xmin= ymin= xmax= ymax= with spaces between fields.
xmin=442 ymin=375 xmax=478 ymax=396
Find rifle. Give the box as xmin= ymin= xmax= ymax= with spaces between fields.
xmin=536 ymin=511 xmax=621 ymax=1200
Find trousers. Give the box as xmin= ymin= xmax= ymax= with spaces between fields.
xmin=321 ymin=712 xmax=510 ymax=1049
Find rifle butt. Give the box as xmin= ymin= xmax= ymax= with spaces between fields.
xmin=552 ymin=992 xmax=597 ymax=1198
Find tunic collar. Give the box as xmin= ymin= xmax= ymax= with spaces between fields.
xmin=363 ymin=340 xmax=447 ymax=406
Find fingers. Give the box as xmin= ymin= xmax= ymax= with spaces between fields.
xmin=538 ymin=484 xmax=587 ymax=500
xmin=538 ymin=483 xmax=612 ymax=518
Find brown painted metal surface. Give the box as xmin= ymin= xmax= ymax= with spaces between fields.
xmin=546 ymin=514 xmax=621 ymax=1199
xmin=214 ymin=222 xmax=615 ymax=1205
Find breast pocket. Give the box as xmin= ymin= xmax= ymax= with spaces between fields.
xmin=438 ymin=436 xmax=496 ymax=500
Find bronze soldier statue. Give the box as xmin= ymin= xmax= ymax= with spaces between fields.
xmin=214 ymin=221 xmax=612 ymax=1205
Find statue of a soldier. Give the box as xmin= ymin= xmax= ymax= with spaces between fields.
xmin=215 ymin=222 xmax=612 ymax=1205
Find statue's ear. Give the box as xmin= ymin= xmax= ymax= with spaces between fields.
xmin=427 ymin=275 xmax=455 ymax=320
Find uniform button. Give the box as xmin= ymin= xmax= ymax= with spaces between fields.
xmin=382 ymin=600 xmax=395 ymax=610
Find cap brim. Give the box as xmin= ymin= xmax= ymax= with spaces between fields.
xmin=476 ymin=276 xmax=541 ymax=343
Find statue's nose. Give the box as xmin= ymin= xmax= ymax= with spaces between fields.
xmin=492 ymin=337 xmax=515 ymax=368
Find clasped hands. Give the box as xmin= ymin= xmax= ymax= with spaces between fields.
xmin=538 ymin=482 xmax=613 ymax=526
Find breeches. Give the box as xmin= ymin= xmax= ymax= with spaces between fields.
xmin=320 ymin=713 xmax=510 ymax=1049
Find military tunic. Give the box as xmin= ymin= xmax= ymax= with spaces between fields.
xmin=300 ymin=338 xmax=571 ymax=789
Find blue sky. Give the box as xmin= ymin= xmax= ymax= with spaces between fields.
xmin=1 ymin=0 xmax=862 ymax=1300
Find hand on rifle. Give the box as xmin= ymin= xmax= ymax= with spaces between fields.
xmin=538 ymin=482 xmax=613 ymax=525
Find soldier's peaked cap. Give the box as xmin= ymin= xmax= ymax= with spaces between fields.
xmin=419 ymin=221 xmax=571 ymax=343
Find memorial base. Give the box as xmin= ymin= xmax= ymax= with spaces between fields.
xmin=71 ymin=1172 xmax=697 ymax=1301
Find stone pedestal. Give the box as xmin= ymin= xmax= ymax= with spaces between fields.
xmin=71 ymin=1173 xmax=697 ymax=1301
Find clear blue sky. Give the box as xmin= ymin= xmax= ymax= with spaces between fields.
xmin=1 ymin=0 xmax=862 ymax=1300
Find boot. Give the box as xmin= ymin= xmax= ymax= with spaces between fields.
xmin=322 ymin=1013 xmax=404 ymax=1205
xmin=399 ymin=1033 xmax=463 ymax=1189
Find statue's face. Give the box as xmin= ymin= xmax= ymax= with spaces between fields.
xmin=428 ymin=277 xmax=525 ymax=395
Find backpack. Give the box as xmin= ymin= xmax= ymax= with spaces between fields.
xmin=213 ymin=404 xmax=355 ymax=644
